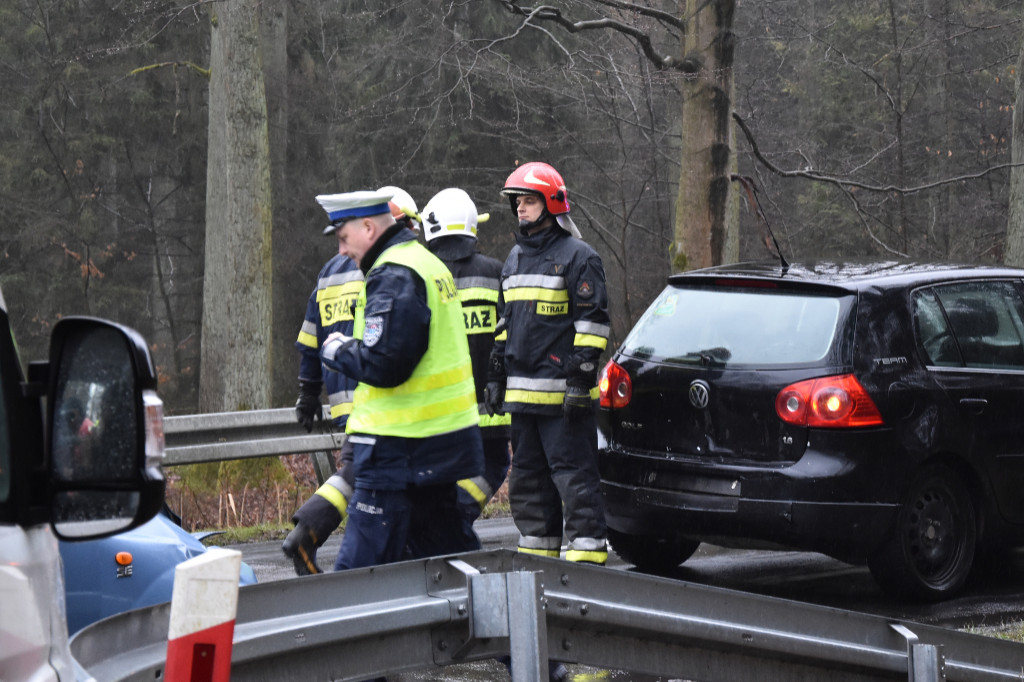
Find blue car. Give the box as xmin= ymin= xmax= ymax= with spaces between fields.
xmin=59 ymin=511 xmax=258 ymax=633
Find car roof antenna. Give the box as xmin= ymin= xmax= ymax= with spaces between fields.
xmin=732 ymin=175 xmax=789 ymax=273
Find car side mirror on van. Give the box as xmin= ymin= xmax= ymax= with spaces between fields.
xmin=31 ymin=317 xmax=166 ymax=541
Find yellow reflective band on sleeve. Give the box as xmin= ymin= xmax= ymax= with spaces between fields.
xmin=297 ymin=329 xmax=318 ymax=349
xmin=495 ymin=330 xmax=507 ymax=342
xmin=504 ymin=388 xmax=564 ymax=405
xmin=565 ymin=549 xmax=608 ymax=564
xmin=504 ymin=287 xmax=569 ymax=304
xmin=315 ymin=482 xmax=349 ymax=517
xmin=590 ymin=386 xmax=599 ymax=399
xmin=518 ymin=546 xmax=561 ymax=558
xmin=457 ymin=287 xmax=499 ymax=303
xmin=457 ymin=478 xmax=489 ymax=510
xmin=478 ymin=411 xmax=512 ymax=428
xmin=462 ymin=304 xmax=497 ymax=335
xmin=330 ymin=402 xmax=353 ymax=420
xmin=574 ymin=333 xmax=608 ymax=350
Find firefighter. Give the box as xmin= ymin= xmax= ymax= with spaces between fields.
xmin=485 ymin=162 xmax=611 ymax=565
xmin=420 ymin=188 xmax=511 ymax=546
xmin=318 ymin=188 xmax=483 ymax=569
xmin=282 ymin=187 xmax=420 ymax=575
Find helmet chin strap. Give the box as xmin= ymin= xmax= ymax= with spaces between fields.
xmin=518 ymin=209 xmax=553 ymax=234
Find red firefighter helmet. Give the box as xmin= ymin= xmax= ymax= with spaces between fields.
xmin=500 ymin=162 xmax=570 ymax=216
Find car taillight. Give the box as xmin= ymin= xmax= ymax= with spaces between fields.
xmin=775 ymin=374 xmax=884 ymax=428
xmin=599 ymin=359 xmax=632 ymax=409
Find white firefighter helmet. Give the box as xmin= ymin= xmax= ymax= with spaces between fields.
xmin=421 ymin=188 xmax=491 ymax=243
xmin=377 ymin=185 xmax=421 ymax=233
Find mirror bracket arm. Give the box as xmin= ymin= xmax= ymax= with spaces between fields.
xmin=22 ymin=361 xmax=49 ymax=398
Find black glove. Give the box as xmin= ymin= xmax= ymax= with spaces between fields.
xmin=484 ymin=381 xmax=506 ymax=417
xmin=295 ymin=380 xmax=323 ymax=433
xmin=562 ymin=384 xmax=593 ymax=423
xmin=487 ymin=351 xmax=506 ymax=384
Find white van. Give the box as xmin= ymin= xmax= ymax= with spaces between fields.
xmin=0 ymin=287 xmax=164 ymax=681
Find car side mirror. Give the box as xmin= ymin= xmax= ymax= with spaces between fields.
xmin=44 ymin=317 xmax=165 ymax=540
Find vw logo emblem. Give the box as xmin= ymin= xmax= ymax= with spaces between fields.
xmin=688 ymin=380 xmax=710 ymax=409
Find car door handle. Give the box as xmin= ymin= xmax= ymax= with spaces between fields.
xmin=959 ymin=398 xmax=988 ymax=414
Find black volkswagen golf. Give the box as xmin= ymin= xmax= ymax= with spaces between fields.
xmin=597 ymin=261 xmax=1024 ymax=600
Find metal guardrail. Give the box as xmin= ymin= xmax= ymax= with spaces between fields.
xmin=165 ymin=407 xmax=343 ymax=483
xmin=149 ymin=409 xmax=1024 ymax=680
xmin=70 ymin=549 xmax=1024 ymax=682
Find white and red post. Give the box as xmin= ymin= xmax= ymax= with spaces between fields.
xmin=164 ymin=548 xmax=242 ymax=682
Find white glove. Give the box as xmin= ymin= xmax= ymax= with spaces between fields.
xmin=320 ymin=331 xmax=353 ymax=363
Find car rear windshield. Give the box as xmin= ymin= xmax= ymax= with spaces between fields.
xmin=621 ymin=284 xmax=843 ymax=366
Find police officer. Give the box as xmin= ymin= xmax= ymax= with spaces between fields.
xmin=283 ymin=188 xmax=421 ymax=575
xmin=318 ymin=189 xmax=483 ymax=569
xmin=485 ymin=162 xmax=611 ymax=565
xmin=420 ymin=188 xmax=511 ymax=547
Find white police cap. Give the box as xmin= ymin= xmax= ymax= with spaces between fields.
xmin=317 ymin=189 xmax=394 ymax=235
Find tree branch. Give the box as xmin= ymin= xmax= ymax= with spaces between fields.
xmin=493 ymin=0 xmax=684 ymax=70
xmin=734 ymin=111 xmax=1024 ymax=195
xmin=587 ymin=0 xmax=683 ymax=30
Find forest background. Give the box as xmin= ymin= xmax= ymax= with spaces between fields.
xmin=3 ymin=0 xmax=1023 ymax=529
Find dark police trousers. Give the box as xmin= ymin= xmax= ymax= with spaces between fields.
xmin=334 ymin=483 xmax=480 ymax=570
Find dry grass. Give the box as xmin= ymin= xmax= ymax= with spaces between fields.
xmin=168 ymin=452 xmax=512 ymax=538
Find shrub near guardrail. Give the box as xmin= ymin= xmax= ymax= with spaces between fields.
xmin=167 ymin=451 xmax=510 ymax=534
xmin=166 ymin=454 xmax=320 ymax=532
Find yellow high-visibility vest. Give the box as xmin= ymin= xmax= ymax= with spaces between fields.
xmin=348 ymin=240 xmax=479 ymax=437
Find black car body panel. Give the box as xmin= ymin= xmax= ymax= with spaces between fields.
xmin=598 ymin=261 xmax=1024 ymax=596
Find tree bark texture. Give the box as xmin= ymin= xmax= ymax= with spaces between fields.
xmin=1006 ymin=18 xmax=1024 ymax=267
xmin=674 ymin=0 xmax=739 ymax=272
xmin=200 ymin=1 xmax=274 ymax=412
xmin=259 ymin=3 xmax=294 ymax=408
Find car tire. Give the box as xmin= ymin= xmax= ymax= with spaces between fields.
xmin=608 ymin=528 xmax=700 ymax=572
xmin=868 ymin=465 xmax=976 ymax=601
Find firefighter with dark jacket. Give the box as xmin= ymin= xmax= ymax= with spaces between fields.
xmin=283 ymin=188 xmax=420 ymax=575
xmin=485 ymin=162 xmax=611 ymax=565
xmin=317 ymin=188 xmax=484 ymax=569
xmin=420 ymin=188 xmax=511 ymax=547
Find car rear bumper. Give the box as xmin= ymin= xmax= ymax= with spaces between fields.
xmin=599 ymin=441 xmax=904 ymax=562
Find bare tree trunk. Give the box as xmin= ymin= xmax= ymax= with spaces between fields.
xmin=200 ymin=0 xmax=274 ymax=412
xmin=1006 ymin=16 xmax=1024 ymax=266
xmin=673 ymin=0 xmax=739 ymax=272
xmin=260 ymin=3 xmax=291 ymax=407
xmin=886 ymin=0 xmax=909 ymax=254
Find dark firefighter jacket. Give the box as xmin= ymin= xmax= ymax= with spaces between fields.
xmin=427 ymin=235 xmax=511 ymax=440
xmin=490 ymin=225 xmax=611 ymax=416
xmin=295 ymin=253 xmax=362 ymax=426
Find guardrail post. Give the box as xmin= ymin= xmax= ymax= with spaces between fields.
xmin=466 ymin=568 xmax=547 ymax=682
xmin=891 ymin=623 xmax=944 ymax=682
xmin=309 ymin=450 xmax=336 ymax=486
xmin=508 ymin=570 xmax=547 ymax=682
xmin=164 ymin=548 xmax=241 ymax=682
xmin=910 ymin=643 xmax=943 ymax=682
